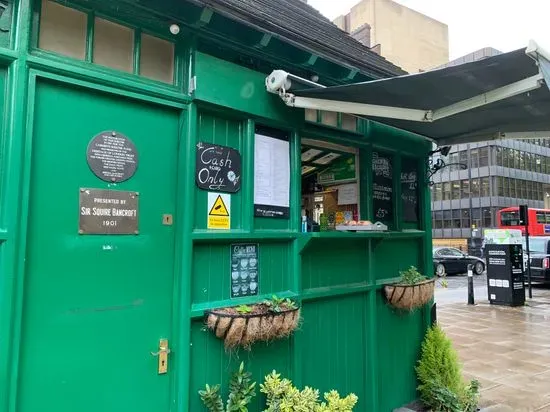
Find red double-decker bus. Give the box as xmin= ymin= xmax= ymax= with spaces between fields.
xmin=496 ymin=207 xmax=550 ymax=236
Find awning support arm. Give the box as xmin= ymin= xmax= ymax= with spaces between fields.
xmin=431 ymin=73 xmax=544 ymax=121
xmin=281 ymin=94 xmax=433 ymax=122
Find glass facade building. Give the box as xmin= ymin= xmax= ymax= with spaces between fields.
xmin=430 ymin=47 xmax=550 ymax=242
xmin=431 ymin=139 xmax=550 ymax=239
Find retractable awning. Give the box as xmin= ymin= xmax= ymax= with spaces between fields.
xmin=265 ymin=40 xmax=550 ymax=146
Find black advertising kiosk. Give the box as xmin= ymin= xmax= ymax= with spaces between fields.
xmin=486 ymin=244 xmax=525 ymax=306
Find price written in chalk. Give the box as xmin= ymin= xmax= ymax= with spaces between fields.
xmin=372 ymin=152 xmax=393 ymax=222
xmin=401 ymin=159 xmax=419 ymax=223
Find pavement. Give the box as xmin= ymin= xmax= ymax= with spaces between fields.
xmin=436 ymin=274 xmax=550 ymax=411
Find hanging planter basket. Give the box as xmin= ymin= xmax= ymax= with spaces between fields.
xmin=205 ymin=303 xmax=301 ymax=350
xmin=384 ymin=278 xmax=435 ymax=311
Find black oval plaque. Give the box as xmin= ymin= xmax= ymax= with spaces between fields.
xmin=86 ymin=131 xmax=138 ymax=183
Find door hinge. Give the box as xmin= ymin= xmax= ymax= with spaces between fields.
xmin=189 ymin=76 xmax=197 ymax=94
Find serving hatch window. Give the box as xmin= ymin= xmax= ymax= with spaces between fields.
xmin=300 ymin=139 xmax=359 ymax=231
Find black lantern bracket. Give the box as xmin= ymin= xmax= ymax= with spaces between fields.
xmin=426 ymin=146 xmax=466 ymax=186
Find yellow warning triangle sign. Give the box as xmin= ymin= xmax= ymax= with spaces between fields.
xmin=209 ymin=195 xmax=229 ymax=216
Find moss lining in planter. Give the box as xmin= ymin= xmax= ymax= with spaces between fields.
xmin=205 ymin=303 xmax=301 ymax=350
xmin=384 ymin=278 xmax=435 ymax=310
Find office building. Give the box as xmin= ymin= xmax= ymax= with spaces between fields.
xmin=333 ymin=0 xmax=449 ymax=73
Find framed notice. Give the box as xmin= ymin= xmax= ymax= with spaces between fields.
xmin=254 ymin=133 xmax=290 ymax=218
xmin=401 ymin=158 xmax=419 ymax=223
xmin=372 ymin=151 xmax=393 ymax=222
xmin=230 ymin=244 xmax=259 ymax=298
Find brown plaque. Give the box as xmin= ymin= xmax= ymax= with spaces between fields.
xmin=86 ymin=131 xmax=138 ymax=183
xmin=79 ymin=188 xmax=139 ymax=235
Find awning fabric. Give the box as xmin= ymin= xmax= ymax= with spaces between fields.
xmin=265 ymin=40 xmax=550 ymax=146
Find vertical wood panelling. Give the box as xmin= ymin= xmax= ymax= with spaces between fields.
xmin=195 ymin=113 xmax=244 ymax=230
xmin=300 ymin=296 xmax=370 ymax=410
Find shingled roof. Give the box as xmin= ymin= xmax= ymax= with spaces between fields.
xmin=187 ymin=0 xmax=407 ymax=79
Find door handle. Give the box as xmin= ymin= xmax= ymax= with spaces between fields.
xmin=151 ymin=339 xmax=170 ymax=374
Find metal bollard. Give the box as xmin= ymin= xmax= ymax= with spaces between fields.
xmin=467 ymin=264 xmax=475 ymax=305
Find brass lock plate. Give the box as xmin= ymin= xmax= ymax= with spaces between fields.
xmin=157 ymin=338 xmax=169 ymax=374
xmin=162 ymin=214 xmax=173 ymax=226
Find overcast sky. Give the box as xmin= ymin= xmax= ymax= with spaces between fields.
xmin=308 ymin=0 xmax=550 ymax=60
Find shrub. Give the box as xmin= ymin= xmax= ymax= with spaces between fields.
xmin=199 ymin=362 xmax=256 ymax=412
xmin=260 ymin=370 xmax=358 ymax=411
xmin=416 ymin=324 xmax=480 ymax=412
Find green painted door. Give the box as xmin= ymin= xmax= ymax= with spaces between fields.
xmin=17 ymin=80 xmax=180 ymax=412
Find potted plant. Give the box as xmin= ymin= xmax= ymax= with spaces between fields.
xmin=204 ymin=295 xmax=300 ymax=350
xmin=384 ymin=266 xmax=435 ymax=310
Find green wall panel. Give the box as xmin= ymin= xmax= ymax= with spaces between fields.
xmin=376 ymin=292 xmax=424 ymax=411
xmin=302 ymin=238 xmax=368 ymax=290
xmin=192 ymin=243 xmax=291 ymax=305
xmin=0 ymin=65 xmax=8 ymax=409
xmin=189 ymin=320 xmax=292 ymax=412
xmin=300 ymin=296 xmax=370 ymax=410
xmin=194 ymin=52 xmax=302 ymax=125
xmin=0 ymin=66 xmax=7 ymax=215
xmin=195 ymin=113 xmax=244 ymax=230
xmin=372 ymin=239 xmax=421 ymax=281
xmin=254 ymin=216 xmax=291 ymax=231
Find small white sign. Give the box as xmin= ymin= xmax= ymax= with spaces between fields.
xmin=490 ymin=294 xmax=496 ymax=300
xmin=489 ymin=279 xmax=496 ymax=287
xmin=337 ymin=183 xmax=358 ymax=205
xmin=503 ymin=280 xmax=510 ymax=288
xmin=496 ymin=279 xmax=503 ymax=287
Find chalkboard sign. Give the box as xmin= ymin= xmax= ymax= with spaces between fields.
xmin=401 ymin=158 xmax=419 ymax=223
xmin=372 ymin=151 xmax=393 ymax=221
xmin=230 ymin=243 xmax=259 ymax=298
xmin=196 ymin=142 xmax=241 ymax=193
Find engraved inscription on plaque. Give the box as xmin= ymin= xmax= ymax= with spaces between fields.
xmin=86 ymin=131 xmax=138 ymax=183
xmin=79 ymin=188 xmax=139 ymax=235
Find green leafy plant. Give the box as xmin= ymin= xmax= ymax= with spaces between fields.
xmin=416 ymin=324 xmax=480 ymax=412
xmin=398 ymin=266 xmax=427 ymax=285
xmin=260 ymin=370 xmax=358 ymax=411
xmin=262 ymin=295 xmax=298 ymax=313
xmin=235 ymin=305 xmax=253 ymax=314
xmin=199 ymin=362 xmax=256 ymax=412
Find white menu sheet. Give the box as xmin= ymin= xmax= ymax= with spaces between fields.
xmin=254 ymin=134 xmax=290 ymax=213
xmin=337 ymin=183 xmax=358 ymax=205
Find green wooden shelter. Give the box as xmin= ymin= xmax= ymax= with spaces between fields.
xmin=2 ymin=0 xmax=548 ymax=411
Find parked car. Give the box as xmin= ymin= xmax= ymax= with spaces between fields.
xmin=522 ymin=236 xmax=550 ymax=283
xmin=433 ymin=247 xmax=485 ymax=277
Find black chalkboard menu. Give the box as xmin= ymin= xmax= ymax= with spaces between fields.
xmin=195 ymin=142 xmax=241 ymax=193
xmin=372 ymin=151 xmax=393 ymax=221
xmin=230 ymin=244 xmax=259 ymax=298
xmin=401 ymin=158 xmax=419 ymax=223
